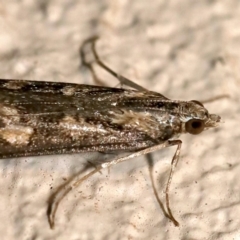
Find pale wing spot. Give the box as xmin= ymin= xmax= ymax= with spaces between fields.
xmin=0 ymin=125 xmax=34 ymax=145
xmin=3 ymin=81 xmax=26 ymax=90
xmin=124 ymin=91 xmax=146 ymax=98
xmin=111 ymin=109 xmax=159 ymax=137
xmin=58 ymin=116 xmax=82 ymax=131
xmin=58 ymin=116 xmax=107 ymax=140
xmin=61 ymin=115 xmax=78 ymax=124
xmin=0 ymin=104 xmax=20 ymax=124
xmin=0 ymin=104 xmax=19 ymax=116
xmin=61 ymin=86 xmax=76 ymax=96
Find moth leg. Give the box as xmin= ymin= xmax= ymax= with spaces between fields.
xmin=47 ymin=167 xmax=101 ymax=229
xmin=199 ymin=94 xmax=230 ymax=104
xmin=80 ymin=36 xmax=148 ymax=91
xmin=47 ymin=140 xmax=181 ymax=229
xmin=165 ymin=139 xmax=182 ymax=227
xmin=100 ymin=139 xmax=181 ymax=226
xmin=87 ymin=160 xmax=103 ymax=174
xmin=147 ymin=154 xmax=171 ymax=222
xmin=80 ymin=36 xmax=107 ymax=86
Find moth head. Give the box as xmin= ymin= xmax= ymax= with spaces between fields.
xmin=183 ymin=100 xmax=221 ymax=135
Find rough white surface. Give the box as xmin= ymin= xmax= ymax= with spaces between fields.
xmin=0 ymin=1 xmax=239 ymax=239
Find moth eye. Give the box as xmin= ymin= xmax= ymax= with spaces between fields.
xmin=185 ymin=119 xmax=205 ymax=135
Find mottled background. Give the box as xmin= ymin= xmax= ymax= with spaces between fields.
xmin=0 ymin=1 xmax=239 ymax=239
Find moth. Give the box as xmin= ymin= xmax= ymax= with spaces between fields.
xmin=0 ymin=37 xmax=221 ymax=229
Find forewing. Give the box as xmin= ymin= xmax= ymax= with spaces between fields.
xmin=0 ymin=80 xmax=157 ymax=158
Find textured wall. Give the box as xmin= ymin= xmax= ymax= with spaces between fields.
xmin=0 ymin=1 xmax=239 ymax=239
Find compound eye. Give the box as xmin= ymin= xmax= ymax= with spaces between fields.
xmin=185 ymin=119 xmax=205 ymax=135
